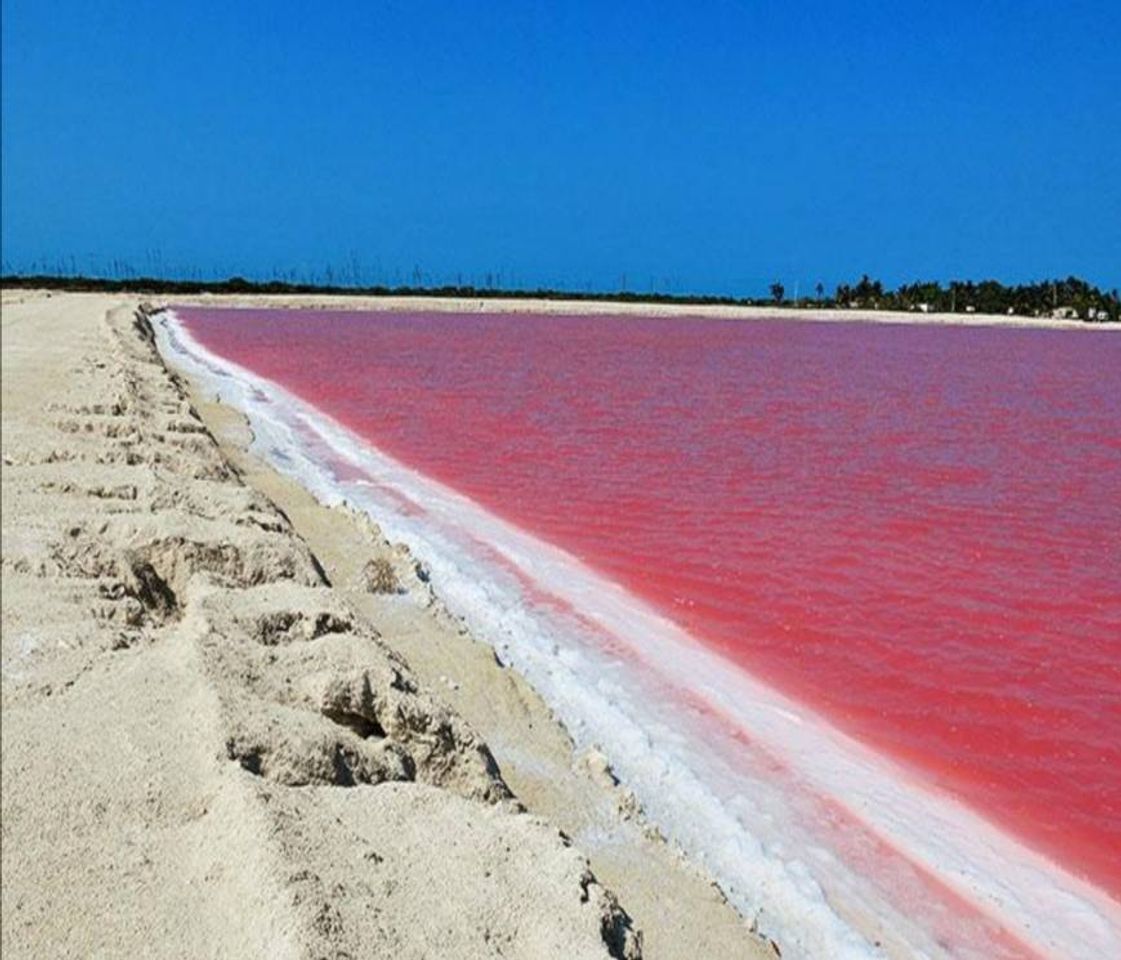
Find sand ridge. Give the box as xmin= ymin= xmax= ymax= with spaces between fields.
xmin=1 ymin=292 xmax=654 ymax=959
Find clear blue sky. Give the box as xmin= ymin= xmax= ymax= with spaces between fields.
xmin=3 ymin=0 xmax=1119 ymax=295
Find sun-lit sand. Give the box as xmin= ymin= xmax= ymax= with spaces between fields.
xmin=1 ymin=289 xmax=775 ymax=958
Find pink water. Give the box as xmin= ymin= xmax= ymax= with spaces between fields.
xmin=177 ymin=306 xmax=1121 ymax=897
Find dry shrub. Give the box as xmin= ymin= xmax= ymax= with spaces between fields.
xmin=362 ymin=557 xmax=400 ymax=595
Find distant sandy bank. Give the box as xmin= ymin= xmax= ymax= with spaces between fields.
xmin=92 ymin=286 xmax=1121 ymax=329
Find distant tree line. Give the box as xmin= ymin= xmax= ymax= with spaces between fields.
xmin=824 ymin=274 xmax=1119 ymax=322
xmin=0 ymin=273 xmax=769 ymax=307
xmin=2 ymin=271 xmax=1117 ymax=322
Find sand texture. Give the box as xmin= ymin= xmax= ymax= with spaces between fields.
xmin=1 ymin=290 xmax=771 ymax=958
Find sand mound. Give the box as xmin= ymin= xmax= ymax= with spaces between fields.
xmin=1 ymin=294 xmax=640 ymax=959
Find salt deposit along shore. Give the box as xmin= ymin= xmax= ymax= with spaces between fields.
xmin=0 ymin=290 xmax=776 ymax=959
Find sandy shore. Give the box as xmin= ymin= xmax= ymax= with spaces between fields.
xmin=1 ymin=289 xmax=774 ymax=958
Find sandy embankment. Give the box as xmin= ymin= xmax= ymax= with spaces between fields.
xmin=1 ymin=290 xmax=772 ymax=958
xmin=162 ymin=288 xmax=1118 ymax=329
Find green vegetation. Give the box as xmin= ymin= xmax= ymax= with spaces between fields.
xmin=831 ymin=274 xmax=1119 ymax=322
xmin=1 ymin=272 xmax=1116 ymax=323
